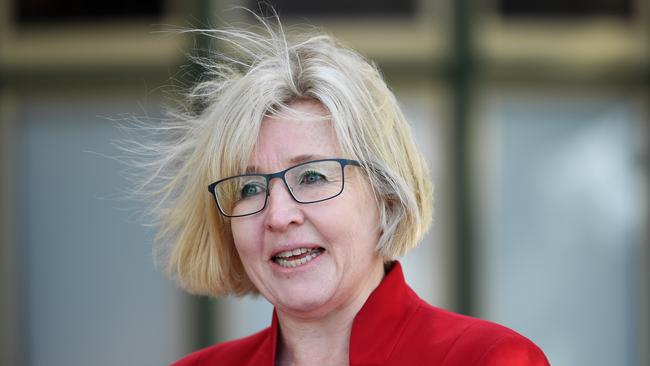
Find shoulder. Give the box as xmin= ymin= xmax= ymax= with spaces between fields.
xmin=169 ymin=326 xmax=271 ymax=366
xmin=395 ymin=302 xmax=549 ymax=366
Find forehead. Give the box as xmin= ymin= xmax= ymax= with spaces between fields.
xmin=250 ymin=100 xmax=342 ymax=171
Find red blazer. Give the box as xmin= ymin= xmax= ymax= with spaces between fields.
xmin=172 ymin=262 xmax=550 ymax=366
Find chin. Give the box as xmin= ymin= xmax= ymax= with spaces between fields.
xmin=274 ymin=289 xmax=337 ymax=318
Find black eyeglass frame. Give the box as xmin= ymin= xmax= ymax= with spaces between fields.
xmin=207 ymin=158 xmax=361 ymax=218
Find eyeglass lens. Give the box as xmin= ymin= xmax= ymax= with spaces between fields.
xmin=215 ymin=160 xmax=345 ymax=216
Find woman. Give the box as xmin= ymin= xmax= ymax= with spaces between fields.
xmin=135 ymin=18 xmax=549 ymax=366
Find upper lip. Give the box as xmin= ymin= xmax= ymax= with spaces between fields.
xmin=269 ymin=244 xmax=324 ymax=259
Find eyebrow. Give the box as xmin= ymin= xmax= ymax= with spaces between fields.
xmin=245 ymin=154 xmax=328 ymax=174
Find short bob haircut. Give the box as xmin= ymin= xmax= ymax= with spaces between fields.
xmin=128 ymin=18 xmax=433 ymax=297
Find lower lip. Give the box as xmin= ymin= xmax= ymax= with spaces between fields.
xmin=270 ymin=249 xmax=325 ymax=273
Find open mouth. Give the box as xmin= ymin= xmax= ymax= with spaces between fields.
xmin=272 ymin=247 xmax=325 ymax=268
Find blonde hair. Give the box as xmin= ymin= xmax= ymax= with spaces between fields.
xmin=126 ymin=17 xmax=433 ymax=297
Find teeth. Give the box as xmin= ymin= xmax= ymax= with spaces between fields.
xmin=275 ymin=247 xmax=309 ymax=258
xmin=274 ymin=250 xmax=322 ymax=268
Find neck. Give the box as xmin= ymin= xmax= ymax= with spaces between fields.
xmin=274 ymin=261 xmax=385 ymax=366
xmin=276 ymin=311 xmax=353 ymax=366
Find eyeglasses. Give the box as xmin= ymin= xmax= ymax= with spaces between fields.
xmin=208 ymin=158 xmax=361 ymax=217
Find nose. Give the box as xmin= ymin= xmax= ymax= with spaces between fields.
xmin=264 ymin=178 xmax=304 ymax=232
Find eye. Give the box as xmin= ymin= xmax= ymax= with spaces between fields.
xmin=239 ymin=182 xmax=265 ymax=199
xmin=299 ymin=170 xmax=327 ymax=185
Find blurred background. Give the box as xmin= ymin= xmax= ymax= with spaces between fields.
xmin=0 ymin=0 xmax=648 ymax=365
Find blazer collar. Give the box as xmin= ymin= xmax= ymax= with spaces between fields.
xmin=248 ymin=309 xmax=279 ymax=365
xmin=349 ymin=261 xmax=419 ymax=364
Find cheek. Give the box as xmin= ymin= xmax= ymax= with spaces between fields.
xmin=320 ymin=189 xmax=382 ymax=252
xmin=349 ymin=183 xmax=382 ymax=234
xmin=230 ymin=220 xmax=261 ymax=259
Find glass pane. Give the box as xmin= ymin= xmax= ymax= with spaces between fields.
xmin=474 ymin=90 xmax=646 ymax=366
xmin=16 ymin=98 xmax=194 ymax=366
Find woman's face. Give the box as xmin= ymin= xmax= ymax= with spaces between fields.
xmin=230 ymin=100 xmax=385 ymax=318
